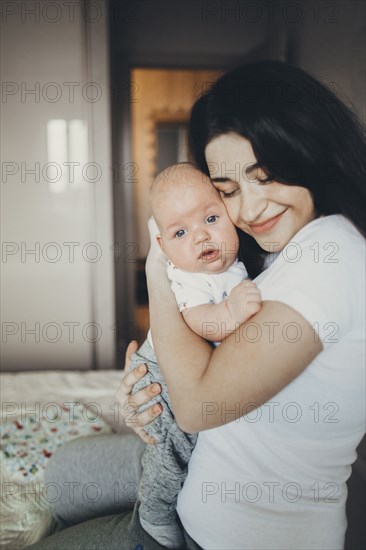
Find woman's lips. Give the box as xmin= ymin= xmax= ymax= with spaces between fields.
xmin=248 ymin=210 xmax=287 ymax=234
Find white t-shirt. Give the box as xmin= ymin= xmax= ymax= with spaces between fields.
xmin=147 ymin=259 xmax=248 ymax=347
xmin=177 ymin=215 xmax=366 ymax=550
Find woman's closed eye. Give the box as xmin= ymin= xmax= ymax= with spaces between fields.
xmin=257 ymin=176 xmax=273 ymax=185
xmin=220 ymin=188 xmax=240 ymax=199
xmin=252 ymin=167 xmax=274 ymax=185
xmin=219 ymin=177 xmax=273 ymax=198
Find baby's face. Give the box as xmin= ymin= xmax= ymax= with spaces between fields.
xmin=155 ymin=172 xmax=239 ymax=273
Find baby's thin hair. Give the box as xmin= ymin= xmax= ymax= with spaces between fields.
xmin=150 ymin=162 xmax=207 ymax=196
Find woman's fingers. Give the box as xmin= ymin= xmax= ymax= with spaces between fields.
xmin=117 ymin=366 xmax=161 ymax=414
xmin=135 ymin=427 xmax=157 ymax=446
xmin=124 ymin=379 xmax=162 ymax=411
xmin=116 ymin=340 xmax=163 ymax=444
xmin=122 ymin=385 xmax=163 ymax=425
xmin=132 ymin=402 xmax=163 ymax=428
xmin=123 ymin=400 xmax=163 ymax=445
xmin=116 ymin=339 xmax=140 ymax=400
xmin=118 ymin=363 xmax=147 ymax=397
xmin=124 ymin=340 xmax=139 ymax=371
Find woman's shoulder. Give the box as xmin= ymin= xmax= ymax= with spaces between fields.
xmin=262 ymin=214 xmax=365 ymax=276
xmin=256 ymin=215 xmax=365 ymax=343
xmin=258 ymin=215 xmax=364 ymax=280
xmin=292 ymin=214 xmax=364 ymax=249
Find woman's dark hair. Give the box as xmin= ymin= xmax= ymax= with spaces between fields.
xmin=188 ymin=60 xmax=366 ymax=277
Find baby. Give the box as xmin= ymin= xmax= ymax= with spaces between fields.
xmin=129 ymin=162 xmax=261 ymax=548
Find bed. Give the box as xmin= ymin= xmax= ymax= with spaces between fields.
xmin=0 ymin=369 xmax=131 ymax=549
xmin=1 ymin=370 xmax=365 ymax=550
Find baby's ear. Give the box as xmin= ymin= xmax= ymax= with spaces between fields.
xmin=156 ymin=234 xmax=164 ymax=250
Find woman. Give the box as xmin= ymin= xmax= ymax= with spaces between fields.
xmin=31 ymin=61 xmax=365 ymax=549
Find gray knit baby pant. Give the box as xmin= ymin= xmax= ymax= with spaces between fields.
xmin=129 ymin=339 xmax=198 ymax=527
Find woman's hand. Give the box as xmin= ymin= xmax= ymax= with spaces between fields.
xmin=116 ymin=341 xmax=163 ymax=445
xmin=116 ymin=218 xmax=166 ymax=444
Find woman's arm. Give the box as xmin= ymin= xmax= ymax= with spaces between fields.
xmin=147 ymin=251 xmax=323 ymax=433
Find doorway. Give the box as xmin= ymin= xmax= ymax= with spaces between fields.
xmin=130 ymin=68 xmax=222 ymax=342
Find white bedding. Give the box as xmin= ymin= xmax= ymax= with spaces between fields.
xmin=2 ymin=370 xmax=123 ymax=421
xmin=0 ymin=369 xmax=132 ymax=549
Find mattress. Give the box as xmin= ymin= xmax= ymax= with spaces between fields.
xmin=0 ymin=369 xmax=132 ymax=549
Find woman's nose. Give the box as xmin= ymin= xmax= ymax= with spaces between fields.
xmin=238 ymin=187 xmax=267 ymax=224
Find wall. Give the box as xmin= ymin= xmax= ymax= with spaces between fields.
xmin=110 ymin=0 xmax=273 ymax=66
xmin=289 ymin=0 xmax=365 ymax=120
xmin=1 ymin=0 xmax=116 ymax=370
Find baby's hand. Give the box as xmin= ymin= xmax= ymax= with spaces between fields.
xmin=226 ymin=280 xmax=262 ymax=323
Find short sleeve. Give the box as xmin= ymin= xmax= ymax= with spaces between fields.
xmin=166 ymin=262 xmax=215 ymax=311
xmin=256 ymin=216 xmax=365 ymax=348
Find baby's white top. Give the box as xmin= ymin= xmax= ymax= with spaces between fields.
xmin=147 ymin=259 xmax=247 ymax=348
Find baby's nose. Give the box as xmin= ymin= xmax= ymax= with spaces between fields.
xmin=195 ymin=227 xmax=210 ymax=243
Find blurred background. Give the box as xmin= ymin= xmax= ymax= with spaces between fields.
xmin=2 ymin=0 xmax=364 ymax=372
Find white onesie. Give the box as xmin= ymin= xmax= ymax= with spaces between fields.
xmin=147 ymin=258 xmax=248 ymax=347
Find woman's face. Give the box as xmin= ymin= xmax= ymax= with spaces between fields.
xmin=205 ymin=133 xmax=316 ymax=252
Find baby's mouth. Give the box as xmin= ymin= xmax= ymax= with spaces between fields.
xmin=199 ymin=246 xmax=220 ymax=262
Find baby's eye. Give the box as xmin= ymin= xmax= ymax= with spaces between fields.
xmin=206 ymin=215 xmax=218 ymax=224
xmin=220 ymin=188 xmax=240 ymax=198
xmin=175 ymin=229 xmax=187 ymax=238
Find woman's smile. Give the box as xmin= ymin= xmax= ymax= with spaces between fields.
xmin=247 ymin=209 xmax=288 ymax=235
